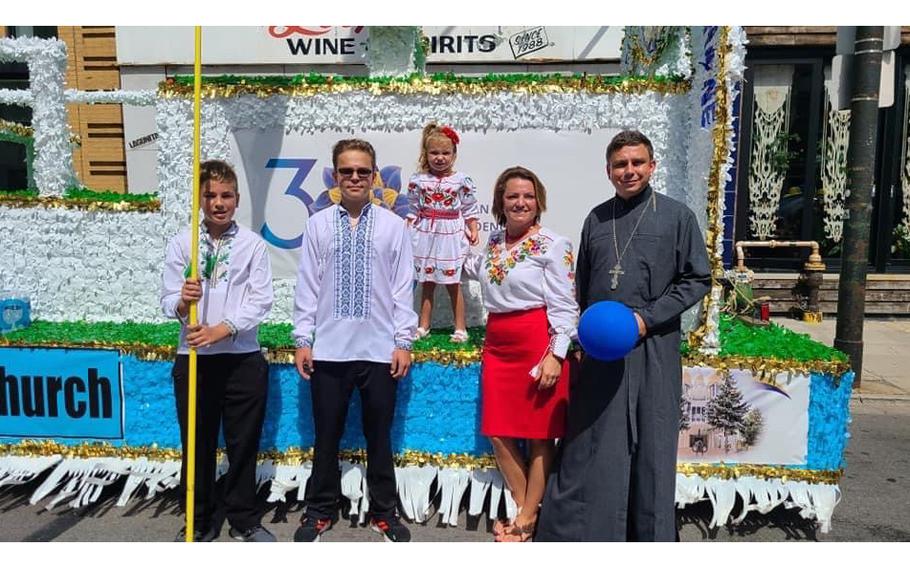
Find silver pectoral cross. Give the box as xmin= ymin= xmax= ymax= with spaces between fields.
xmin=609 ymin=262 xmax=624 ymax=290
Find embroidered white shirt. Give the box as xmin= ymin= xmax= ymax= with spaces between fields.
xmin=464 ymin=227 xmax=579 ymax=358
xmin=293 ymin=203 xmax=418 ymax=363
xmin=161 ymin=222 xmax=274 ymax=355
xmin=405 ymin=171 xmax=481 ymax=222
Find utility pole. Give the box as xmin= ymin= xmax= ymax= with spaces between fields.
xmin=833 ymin=26 xmax=884 ymax=388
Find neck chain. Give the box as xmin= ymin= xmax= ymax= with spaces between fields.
xmin=609 ymin=196 xmax=651 ymax=290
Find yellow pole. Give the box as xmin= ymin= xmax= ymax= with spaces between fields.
xmin=185 ymin=25 xmax=203 ymax=543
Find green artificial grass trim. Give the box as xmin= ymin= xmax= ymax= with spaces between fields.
xmin=0 ymin=315 xmax=847 ymax=364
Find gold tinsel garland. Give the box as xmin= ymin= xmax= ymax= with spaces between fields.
xmin=0 ymin=119 xmax=81 ymax=145
xmin=158 ymin=76 xmax=691 ymax=99
xmin=627 ymin=27 xmax=682 ymax=70
xmin=0 ymin=118 xmax=34 ymax=139
xmin=411 ymin=348 xmax=481 ymax=366
xmin=0 ymin=340 xmax=484 ymax=366
xmin=689 ymin=26 xmax=732 ymax=352
xmin=262 ymin=348 xmax=482 ymax=367
xmin=0 ymin=338 xmax=848 ymax=377
xmin=0 ymin=340 xmax=175 ymax=362
xmin=0 ymin=441 xmax=496 ymax=470
xmin=676 ymin=463 xmax=842 ymax=485
xmin=681 ymin=353 xmax=851 ymax=384
xmin=0 ymin=441 xmax=839 ymax=482
xmin=0 ymin=194 xmax=161 ymax=212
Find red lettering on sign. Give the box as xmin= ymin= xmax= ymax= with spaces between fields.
xmin=268 ymin=26 xmax=364 ymax=38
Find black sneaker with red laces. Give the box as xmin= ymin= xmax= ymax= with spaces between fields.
xmin=370 ymin=516 xmax=411 ymax=542
xmin=293 ymin=516 xmax=332 ymax=542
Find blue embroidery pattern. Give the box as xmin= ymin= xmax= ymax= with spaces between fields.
xmin=333 ymin=205 xmax=374 ymax=320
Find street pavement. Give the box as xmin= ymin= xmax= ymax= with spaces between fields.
xmin=777 ymin=318 xmax=910 ymax=399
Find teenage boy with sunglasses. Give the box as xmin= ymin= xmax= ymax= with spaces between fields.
xmin=292 ymin=139 xmax=417 ymax=542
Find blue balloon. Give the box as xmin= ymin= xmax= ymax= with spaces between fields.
xmin=577 ymin=301 xmax=639 ymax=361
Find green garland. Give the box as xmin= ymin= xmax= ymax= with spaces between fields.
xmin=413 ymin=327 xmax=484 ymax=352
xmin=0 ymin=130 xmax=34 ymax=147
xmin=0 ymin=321 xmax=480 ymax=352
xmin=0 ymin=186 xmax=158 ymax=205
xmin=168 ymin=72 xmax=689 ymax=89
xmin=0 ymin=321 xmax=181 ymax=347
xmin=715 ymin=315 xmax=848 ymax=363
xmin=2 ymin=315 xmax=846 ymax=364
xmin=0 ymin=188 xmax=38 ymax=197
xmin=62 ymin=187 xmax=158 ymax=203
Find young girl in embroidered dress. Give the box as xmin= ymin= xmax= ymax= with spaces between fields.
xmin=406 ymin=123 xmax=480 ymax=343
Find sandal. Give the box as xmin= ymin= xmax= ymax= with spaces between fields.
xmin=495 ymin=521 xmax=534 ymax=542
xmin=507 ymin=520 xmax=536 ymax=542
xmin=492 ymin=518 xmax=511 ymax=537
xmin=450 ymin=329 xmax=469 ymax=343
xmin=415 ymin=327 xmax=430 ymax=339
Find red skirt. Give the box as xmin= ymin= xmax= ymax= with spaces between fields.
xmin=481 ymin=307 xmax=569 ymax=439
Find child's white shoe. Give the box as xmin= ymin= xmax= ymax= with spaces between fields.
xmin=415 ymin=327 xmax=430 ymax=339
xmin=450 ymin=329 xmax=469 ymax=343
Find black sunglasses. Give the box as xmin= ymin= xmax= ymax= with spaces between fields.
xmin=337 ymin=167 xmax=374 ymax=178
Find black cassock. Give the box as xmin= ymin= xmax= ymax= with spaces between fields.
xmin=536 ymin=185 xmax=711 ymax=542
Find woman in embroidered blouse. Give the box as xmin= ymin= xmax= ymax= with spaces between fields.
xmin=464 ymin=166 xmax=578 ymax=541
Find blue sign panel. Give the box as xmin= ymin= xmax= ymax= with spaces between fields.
xmin=0 ymin=347 xmax=124 ymax=440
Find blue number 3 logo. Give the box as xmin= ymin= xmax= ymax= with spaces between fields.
xmin=260 ymin=158 xmax=317 ymax=250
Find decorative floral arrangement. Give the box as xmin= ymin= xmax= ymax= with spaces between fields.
xmin=621 ymin=26 xmax=693 ymax=79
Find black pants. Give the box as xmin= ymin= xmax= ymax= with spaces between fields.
xmin=304 ymin=360 xmax=398 ymax=522
xmin=172 ymin=351 xmax=269 ymax=532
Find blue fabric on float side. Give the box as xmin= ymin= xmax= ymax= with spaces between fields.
xmin=1 ymin=353 xmax=851 ymax=473
xmin=805 ymin=370 xmax=854 ymax=471
xmin=1 ymin=356 xmax=491 ymax=456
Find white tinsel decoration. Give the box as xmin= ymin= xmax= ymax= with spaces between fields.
xmin=366 ymin=27 xmax=420 ymax=78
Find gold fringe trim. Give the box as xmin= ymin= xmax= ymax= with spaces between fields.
xmin=158 ymin=76 xmax=691 ymax=99
xmin=0 ymin=340 xmax=847 ymax=377
xmin=676 ymin=463 xmax=842 ymax=485
xmin=0 ymin=441 xmax=839 ymax=481
xmin=0 ymin=441 xmax=496 ymax=470
xmin=690 ymin=27 xmax=733 ymax=352
xmin=0 ymin=195 xmax=161 ymax=212
xmin=682 ymin=353 xmax=850 ymax=382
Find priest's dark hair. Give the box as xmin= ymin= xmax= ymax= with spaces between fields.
xmin=491 ymin=166 xmax=547 ymax=227
xmin=605 ymin=130 xmax=654 ymax=161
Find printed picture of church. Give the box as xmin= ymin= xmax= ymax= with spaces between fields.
xmin=678 ymin=368 xmax=765 ymax=460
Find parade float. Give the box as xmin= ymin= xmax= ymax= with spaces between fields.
xmin=0 ymin=27 xmax=851 ymax=532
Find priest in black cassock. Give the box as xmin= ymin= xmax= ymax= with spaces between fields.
xmin=536 ymin=130 xmax=711 ymax=542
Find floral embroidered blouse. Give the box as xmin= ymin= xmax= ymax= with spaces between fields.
xmin=464 ymin=227 xmax=579 ymax=358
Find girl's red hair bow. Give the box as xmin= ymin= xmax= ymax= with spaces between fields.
xmin=439 ymin=125 xmax=460 ymax=145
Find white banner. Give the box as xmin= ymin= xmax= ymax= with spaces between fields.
xmin=228 ymin=127 xmax=625 ymax=279
xmin=117 ymin=26 xmax=367 ymax=65
xmin=116 ymin=26 xmax=621 ymax=65
xmin=678 ymin=367 xmax=810 ymax=465
xmin=423 ymin=26 xmax=622 ymax=62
